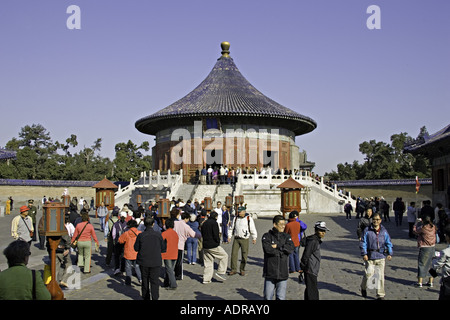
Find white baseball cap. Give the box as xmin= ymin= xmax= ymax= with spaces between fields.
xmin=315 ymin=221 xmax=330 ymax=231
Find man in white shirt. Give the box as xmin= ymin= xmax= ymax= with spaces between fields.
xmin=228 ymin=206 xmax=257 ymax=276
xmin=207 ymin=166 xmax=213 ymax=184
xmin=219 ymin=166 xmax=225 ymax=184
xmin=214 ymin=201 xmax=223 ymax=236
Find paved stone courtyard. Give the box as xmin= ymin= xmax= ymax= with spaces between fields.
xmin=1 ymin=207 xmax=447 ymax=303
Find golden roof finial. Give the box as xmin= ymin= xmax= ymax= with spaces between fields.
xmin=221 ymin=41 xmax=230 ymax=57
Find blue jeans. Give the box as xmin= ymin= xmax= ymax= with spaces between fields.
xmin=263 ymin=278 xmax=287 ymax=300
xmin=125 ymin=259 xmax=141 ymax=285
xmin=186 ymin=237 xmax=198 ymax=264
xmin=222 ymin=224 xmax=229 ymax=242
xmin=164 ymin=259 xmax=177 ymax=288
xmin=289 ymin=246 xmax=300 ymax=272
xmin=99 ymin=216 xmax=106 ymax=232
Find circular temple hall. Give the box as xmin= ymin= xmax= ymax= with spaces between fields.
xmin=135 ymin=42 xmax=317 ymax=182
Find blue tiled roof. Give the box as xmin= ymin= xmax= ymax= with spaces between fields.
xmin=0 ymin=149 xmax=17 ymax=160
xmin=331 ymin=178 xmax=432 ymax=187
xmin=404 ymin=124 xmax=450 ymax=154
xmin=0 ymin=179 xmax=99 ymax=187
xmin=135 ymin=44 xmax=317 ymax=136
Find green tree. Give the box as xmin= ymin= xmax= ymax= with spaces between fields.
xmin=56 ymin=134 xmax=78 ymax=156
xmin=6 ymin=124 xmax=58 ymax=179
xmin=327 ymin=161 xmax=361 ymax=181
xmin=0 ymin=124 xmax=115 ymax=181
xmin=0 ymin=138 xmax=20 ymax=178
xmin=325 ymin=128 xmax=431 ymax=180
xmin=113 ymin=140 xmax=152 ymax=181
xmin=358 ymin=140 xmax=396 ymax=179
xmin=59 ymin=138 xmax=112 ymax=181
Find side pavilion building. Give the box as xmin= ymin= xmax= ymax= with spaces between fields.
xmin=135 ymin=42 xmax=317 ymax=182
xmin=404 ymin=123 xmax=450 ymax=209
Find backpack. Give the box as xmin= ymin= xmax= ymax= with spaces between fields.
xmin=232 ymin=215 xmax=251 ymax=235
xmin=112 ymin=220 xmax=126 ymax=243
xmin=107 ymin=217 xmax=118 ymax=239
xmin=299 ymin=231 xmax=307 ymax=247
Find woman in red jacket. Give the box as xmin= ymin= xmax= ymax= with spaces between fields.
xmin=162 ymin=219 xmax=179 ymax=290
xmin=72 ymin=213 xmax=99 ymax=274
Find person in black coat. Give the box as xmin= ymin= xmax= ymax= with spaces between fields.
xmin=68 ymin=202 xmax=80 ymax=226
xmin=134 ymin=217 xmax=166 ymax=300
xmin=201 ymin=211 xmax=229 ymax=283
xmin=300 ymin=221 xmax=330 ymax=300
xmin=393 ymin=197 xmax=406 ymax=227
xmin=357 ymin=208 xmax=373 ymax=241
xmin=419 ymin=200 xmax=435 ymax=222
xmin=261 ymin=215 xmax=294 ymax=300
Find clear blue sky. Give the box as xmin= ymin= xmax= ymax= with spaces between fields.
xmin=1 ymin=0 xmax=449 ymax=176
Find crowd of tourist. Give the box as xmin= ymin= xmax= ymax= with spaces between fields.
xmin=192 ymin=165 xmax=319 ymax=185
xmin=351 ymin=196 xmax=450 ymax=299
xmin=1 ymin=195 xmax=449 ymax=301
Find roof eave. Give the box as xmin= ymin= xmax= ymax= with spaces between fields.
xmin=136 ymin=113 xmax=317 ymax=136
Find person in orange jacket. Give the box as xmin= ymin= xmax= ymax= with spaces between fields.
xmin=162 ymin=219 xmax=179 ymax=290
xmin=118 ymin=219 xmax=142 ymax=285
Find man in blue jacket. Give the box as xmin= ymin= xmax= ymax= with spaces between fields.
xmin=360 ymin=212 xmax=393 ymax=300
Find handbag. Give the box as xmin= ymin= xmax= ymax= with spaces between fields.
xmin=70 ymin=222 xmax=89 ymax=249
xmin=70 ymin=240 xmax=78 ymax=249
